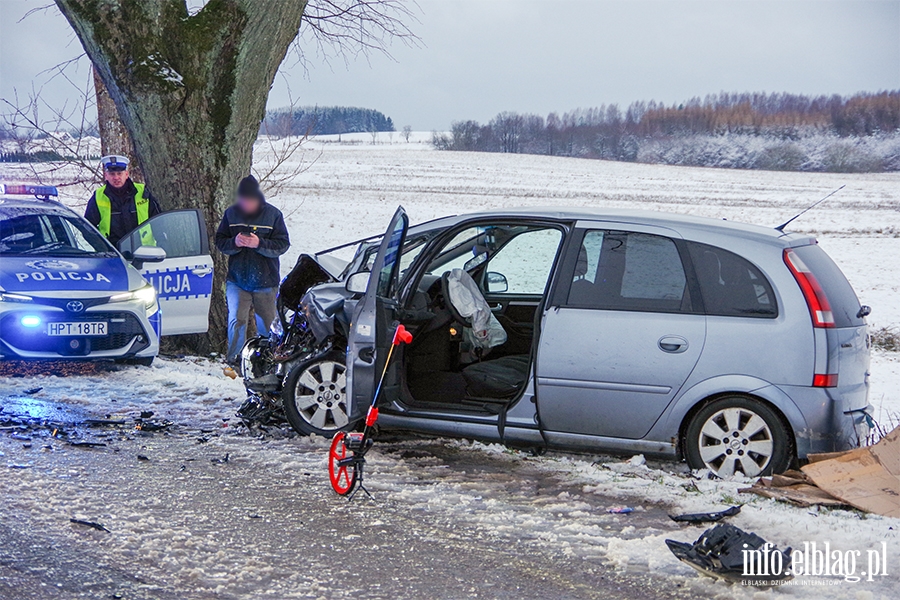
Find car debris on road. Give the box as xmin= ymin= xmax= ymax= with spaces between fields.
xmin=666 ymin=524 xmax=792 ymax=585
xmin=668 ymin=505 xmax=741 ymax=523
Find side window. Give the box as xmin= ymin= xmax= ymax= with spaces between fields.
xmin=119 ymin=211 xmax=203 ymax=259
xmin=486 ymin=229 xmax=562 ymax=295
xmin=568 ymin=230 xmax=690 ymax=313
xmin=687 ymin=242 xmax=777 ymax=318
xmin=376 ymin=211 xmax=407 ymax=297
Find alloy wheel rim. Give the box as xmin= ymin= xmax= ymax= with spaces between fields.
xmin=294 ymin=360 xmax=348 ymax=431
xmin=697 ymin=407 xmax=774 ymax=478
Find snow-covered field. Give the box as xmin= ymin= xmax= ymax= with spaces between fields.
xmin=2 ymin=139 xmax=900 ymax=598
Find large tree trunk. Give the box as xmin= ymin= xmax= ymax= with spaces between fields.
xmin=57 ymin=0 xmax=307 ymax=353
xmin=93 ymin=67 xmax=143 ymax=181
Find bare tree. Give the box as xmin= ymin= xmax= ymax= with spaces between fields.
xmin=1 ymin=58 xmax=101 ymax=193
xmin=253 ymin=77 xmax=321 ymax=201
xmin=402 ymin=125 xmax=412 ymax=142
xmin=49 ymin=0 xmax=417 ymax=352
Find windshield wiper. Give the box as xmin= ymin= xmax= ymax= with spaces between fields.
xmin=22 ymin=242 xmax=66 ymax=255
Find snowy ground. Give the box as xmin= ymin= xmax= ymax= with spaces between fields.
xmin=2 ymin=141 xmax=900 ymax=598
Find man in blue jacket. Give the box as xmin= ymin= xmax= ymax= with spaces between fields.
xmin=215 ymin=175 xmax=290 ymax=365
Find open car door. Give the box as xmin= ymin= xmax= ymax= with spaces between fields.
xmin=118 ymin=209 xmax=213 ymax=335
xmin=345 ymin=207 xmax=409 ymax=423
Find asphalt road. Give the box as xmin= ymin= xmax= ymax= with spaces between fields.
xmin=0 ymin=395 xmax=701 ymax=600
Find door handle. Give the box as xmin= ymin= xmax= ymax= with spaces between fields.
xmin=192 ymin=267 xmax=213 ymax=277
xmin=358 ymin=347 xmax=375 ymax=364
xmin=658 ymin=335 xmax=688 ymax=354
xmin=489 ymin=303 xmax=503 ymax=311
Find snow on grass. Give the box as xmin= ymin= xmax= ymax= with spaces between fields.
xmin=2 ymin=143 xmax=900 ymax=596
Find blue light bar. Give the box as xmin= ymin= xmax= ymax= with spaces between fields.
xmin=1 ymin=184 xmax=59 ymax=197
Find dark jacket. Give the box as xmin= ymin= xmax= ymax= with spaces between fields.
xmin=215 ymin=199 xmax=290 ymax=291
xmin=84 ymin=179 xmax=161 ymax=247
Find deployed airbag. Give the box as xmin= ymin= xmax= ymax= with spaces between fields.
xmin=446 ymin=268 xmax=507 ymax=350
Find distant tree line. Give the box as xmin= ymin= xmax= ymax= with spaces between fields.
xmin=262 ymin=106 xmax=395 ymax=137
xmin=0 ymin=150 xmax=67 ymax=162
xmin=434 ymin=91 xmax=900 ymax=172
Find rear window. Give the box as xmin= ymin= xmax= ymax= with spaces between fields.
xmin=687 ymin=242 xmax=777 ymax=318
xmin=792 ymin=244 xmax=864 ymax=328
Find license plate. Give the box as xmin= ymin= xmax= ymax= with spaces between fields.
xmin=47 ymin=322 xmax=107 ymax=337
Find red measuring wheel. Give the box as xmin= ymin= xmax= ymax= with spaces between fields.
xmin=328 ymin=432 xmax=358 ymax=495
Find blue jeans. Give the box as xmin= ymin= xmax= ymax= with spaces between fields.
xmin=226 ymin=281 xmax=278 ymax=363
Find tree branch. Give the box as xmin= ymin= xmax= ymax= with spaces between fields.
xmin=295 ymin=0 xmax=421 ymax=66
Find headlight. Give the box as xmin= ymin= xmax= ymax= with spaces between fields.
xmin=0 ymin=292 xmax=33 ymax=303
xmin=111 ymin=284 xmax=157 ymax=312
xmin=133 ymin=285 xmax=158 ymax=311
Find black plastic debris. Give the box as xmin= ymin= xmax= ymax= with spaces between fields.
xmin=669 ymin=505 xmax=741 ymax=523
xmin=82 ymin=418 xmax=127 ymax=426
xmin=24 ymin=387 xmax=43 ymax=395
xmin=67 ymin=441 xmax=107 ymax=448
xmin=137 ymin=454 xmax=150 ymax=461
xmin=666 ymin=524 xmax=792 ymax=585
xmin=210 ymin=453 xmax=230 ymax=464
xmin=236 ymin=396 xmax=285 ymax=428
xmin=139 ymin=411 xmax=154 ymax=419
xmin=135 ymin=418 xmax=173 ymax=432
xmin=69 ymin=518 xmax=110 ymax=533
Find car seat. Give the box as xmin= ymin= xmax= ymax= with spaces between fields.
xmin=568 ymin=245 xmax=594 ymax=304
xmin=441 ymin=269 xmax=530 ymax=399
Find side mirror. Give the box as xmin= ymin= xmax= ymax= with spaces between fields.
xmin=132 ymin=245 xmax=166 ymax=269
xmin=345 ymin=271 xmax=370 ymax=294
xmin=486 ymin=271 xmax=508 ymax=293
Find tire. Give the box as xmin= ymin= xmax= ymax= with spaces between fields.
xmin=684 ymin=395 xmax=792 ymax=478
xmin=283 ymin=352 xmax=353 ymax=436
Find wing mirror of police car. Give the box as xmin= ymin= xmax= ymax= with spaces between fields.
xmin=132 ymin=245 xmax=167 ymax=269
xmin=345 ymin=271 xmax=370 ymax=294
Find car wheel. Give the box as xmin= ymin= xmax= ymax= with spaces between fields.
xmin=684 ymin=396 xmax=791 ymax=478
xmin=283 ymin=352 xmax=353 ymax=436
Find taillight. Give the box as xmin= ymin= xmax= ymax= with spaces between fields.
xmin=812 ymin=373 xmax=838 ymax=388
xmin=784 ymin=248 xmax=834 ymax=328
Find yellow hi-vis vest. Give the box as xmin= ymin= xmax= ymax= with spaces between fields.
xmin=94 ymin=182 xmax=155 ymax=246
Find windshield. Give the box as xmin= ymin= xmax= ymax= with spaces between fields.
xmin=0 ymin=213 xmax=116 ymax=256
xmin=341 ymin=235 xmax=430 ymax=282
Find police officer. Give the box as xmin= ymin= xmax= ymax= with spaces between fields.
xmin=85 ymin=155 xmax=161 ymax=247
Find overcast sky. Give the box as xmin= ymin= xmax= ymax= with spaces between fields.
xmin=1 ymin=0 xmax=898 ymax=130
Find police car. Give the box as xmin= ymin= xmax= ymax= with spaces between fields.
xmin=0 ymin=184 xmax=214 ymax=364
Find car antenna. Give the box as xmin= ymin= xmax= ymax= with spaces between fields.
xmin=775 ymin=185 xmax=845 ymax=232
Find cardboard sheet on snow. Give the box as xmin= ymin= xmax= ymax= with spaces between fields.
xmin=801 ymin=426 xmax=900 ymax=518
xmin=739 ymin=470 xmax=847 ymax=508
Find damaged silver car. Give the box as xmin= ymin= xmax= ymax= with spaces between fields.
xmin=241 ymin=207 xmax=872 ymax=478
